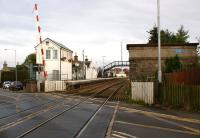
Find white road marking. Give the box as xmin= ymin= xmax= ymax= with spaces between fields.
xmin=112 ymin=133 xmax=127 ymax=138
xmin=106 ymin=101 xmax=119 ymax=138
xmin=113 ymin=131 xmax=138 ymax=138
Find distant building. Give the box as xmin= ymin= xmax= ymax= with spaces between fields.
xmin=0 ymin=61 xmax=15 ymax=83
xmin=107 ymin=68 xmax=129 ymax=77
xmin=127 ymin=43 xmax=199 ymax=81
xmin=72 ymin=55 xmax=97 ymax=80
xmin=35 ymin=38 xmax=73 ymax=81
xmin=1 ymin=61 xmax=15 ymax=72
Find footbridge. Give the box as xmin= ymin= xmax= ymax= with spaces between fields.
xmin=103 ymin=61 xmax=129 ymax=72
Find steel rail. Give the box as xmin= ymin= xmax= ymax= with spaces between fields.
xmin=0 ymin=80 xmax=117 ymax=124
xmin=74 ymin=83 xmax=124 ymax=137
xmin=15 ymin=80 xmax=123 ymax=138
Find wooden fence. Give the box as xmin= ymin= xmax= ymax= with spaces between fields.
xmin=131 ymin=82 xmax=154 ymax=104
xmin=159 ymin=84 xmax=200 ymax=110
xmin=164 ymin=67 xmax=200 ymax=85
xmin=45 ymin=81 xmax=66 ymax=92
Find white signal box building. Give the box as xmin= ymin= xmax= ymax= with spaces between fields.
xmin=35 ymin=38 xmax=73 ymax=81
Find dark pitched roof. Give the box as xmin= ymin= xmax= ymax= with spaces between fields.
xmin=35 ymin=38 xmax=73 ymax=53
xmin=127 ymin=43 xmax=199 ymax=50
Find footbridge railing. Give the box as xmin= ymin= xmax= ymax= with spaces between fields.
xmin=103 ymin=61 xmax=129 ymax=72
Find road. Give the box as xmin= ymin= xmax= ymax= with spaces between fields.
xmin=0 ymin=89 xmax=199 ymax=138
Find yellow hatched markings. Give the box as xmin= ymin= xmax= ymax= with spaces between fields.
xmin=0 ymin=102 xmax=68 ymax=132
xmin=33 ymin=93 xmax=43 ymax=101
xmin=115 ymin=121 xmax=199 ymax=136
xmin=16 ymin=94 xmax=22 ymax=112
xmin=119 ymin=106 xmax=200 ymax=124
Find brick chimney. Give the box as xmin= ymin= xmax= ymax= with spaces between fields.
xmin=74 ymin=53 xmax=78 ymax=62
xmin=85 ymin=56 xmax=88 ymax=62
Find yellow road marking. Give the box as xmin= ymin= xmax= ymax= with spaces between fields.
xmin=0 ymin=99 xmax=16 ymax=104
xmin=33 ymin=93 xmax=42 ymax=101
xmin=16 ymin=94 xmax=22 ymax=112
xmin=146 ymin=114 xmax=200 ymax=135
xmin=115 ymin=121 xmax=199 ymax=136
xmin=119 ymin=106 xmax=200 ymax=124
xmin=0 ymin=94 xmax=18 ymax=100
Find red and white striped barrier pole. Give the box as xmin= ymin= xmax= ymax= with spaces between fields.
xmin=34 ymin=3 xmax=47 ymax=79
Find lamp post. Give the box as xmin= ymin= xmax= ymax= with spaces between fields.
xmin=157 ymin=0 xmax=162 ymax=83
xmin=121 ymin=41 xmax=123 ymax=73
xmin=4 ymin=49 xmax=17 ymax=83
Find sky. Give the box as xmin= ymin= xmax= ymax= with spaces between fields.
xmin=0 ymin=0 xmax=200 ymax=68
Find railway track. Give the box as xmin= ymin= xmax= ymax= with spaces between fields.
xmin=0 ymin=79 xmax=118 ymax=123
xmin=62 ymin=79 xmax=117 ymax=94
xmin=70 ymin=78 xmax=130 ymax=102
xmin=74 ymin=83 xmax=123 ymax=137
xmin=0 ymin=79 xmax=124 ymax=137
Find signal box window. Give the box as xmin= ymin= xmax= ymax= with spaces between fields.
xmin=53 ymin=50 xmax=58 ymax=59
xmin=46 ymin=50 xmax=51 ymax=59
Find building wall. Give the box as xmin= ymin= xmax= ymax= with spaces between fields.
xmin=128 ymin=44 xmax=198 ymax=81
xmin=72 ymin=62 xmax=98 ymax=80
xmin=61 ymin=61 xmax=72 ymax=80
xmin=36 ymin=39 xmax=72 ymax=81
xmin=128 ymin=46 xmax=197 ymax=58
xmin=86 ymin=67 xmax=98 ymax=79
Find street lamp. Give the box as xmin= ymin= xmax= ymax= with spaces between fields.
xmin=157 ymin=0 xmax=162 ymax=83
xmin=4 ymin=49 xmax=17 ymax=83
xmin=102 ymin=56 xmax=106 ymax=78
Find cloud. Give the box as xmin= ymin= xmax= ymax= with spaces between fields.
xmin=0 ymin=0 xmax=200 ymax=69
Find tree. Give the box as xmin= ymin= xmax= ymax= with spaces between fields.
xmin=164 ymin=55 xmax=182 ymax=73
xmin=175 ymin=25 xmax=189 ymax=43
xmin=148 ymin=26 xmax=158 ymax=44
xmin=148 ymin=25 xmax=189 ymax=44
xmin=23 ymin=53 xmax=36 ymax=65
xmin=196 ymin=37 xmax=200 ymax=55
xmin=16 ymin=53 xmax=36 ymax=71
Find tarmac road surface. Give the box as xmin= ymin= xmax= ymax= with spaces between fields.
xmin=0 ymin=89 xmax=199 ymax=138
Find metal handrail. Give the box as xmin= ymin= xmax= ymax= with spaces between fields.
xmin=103 ymin=61 xmax=129 ymax=72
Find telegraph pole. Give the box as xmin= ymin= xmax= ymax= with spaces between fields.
xmin=102 ymin=56 xmax=106 ymax=77
xmin=157 ymin=0 xmax=162 ymax=83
